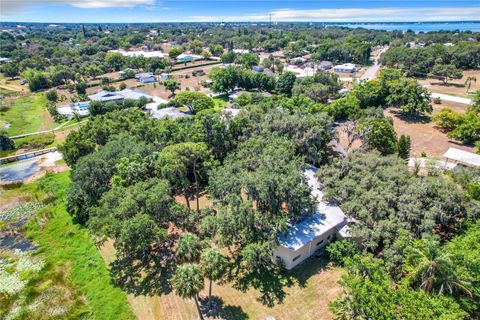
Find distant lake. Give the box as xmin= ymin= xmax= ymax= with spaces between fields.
xmin=334 ymin=22 xmax=480 ymax=33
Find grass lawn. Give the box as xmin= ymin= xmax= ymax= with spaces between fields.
xmin=100 ymin=239 xmax=342 ymax=320
xmin=1 ymin=93 xmax=55 ymax=136
xmin=213 ymin=94 xmax=229 ymax=110
xmin=9 ymin=172 xmax=135 ymax=320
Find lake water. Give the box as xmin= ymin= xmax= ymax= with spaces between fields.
xmin=0 ymin=158 xmax=40 ymax=182
xmin=334 ymin=22 xmax=480 ymax=33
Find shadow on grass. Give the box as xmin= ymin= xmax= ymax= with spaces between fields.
xmin=109 ymin=248 xmax=175 ymax=296
xmin=389 ymin=109 xmax=431 ymax=124
xmin=429 ymin=81 xmax=465 ymax=88
xmin=201 ymin=296 xmax=248 ymax=320
xmin=232 ymin=256 xmax=330 ymax=307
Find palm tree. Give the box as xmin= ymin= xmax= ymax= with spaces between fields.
xmin=465 ymin=76 xmax=477 ymax=93
xmin=177 ymin=233 xmax=202 ymax=263
xmin=200 ymin=248 xmax=228 ymax=309
xmin=172 ymin=264 xmax=205 ymax=320
xmin=403 ymin=240 xmax=471 ymax=297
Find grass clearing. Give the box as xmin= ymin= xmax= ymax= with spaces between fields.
xmin=1 ymin=172 xmax=135 ymax=320
xmin=99 ymin=239 xmax=342 ymax=320
xmin=1 ymin=94 xmax=55 ymax=136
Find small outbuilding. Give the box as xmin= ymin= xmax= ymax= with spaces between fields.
xmin=443 ymin=147 xmax=480 ymax=169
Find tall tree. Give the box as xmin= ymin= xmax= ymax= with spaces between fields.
xmin=177 ymin=233 xmax=202 ymax=263
xmin=172 ymin=264 xmax=205 ymax=320
xmin=397 ymin=135 xmax=411 ymax=160
xmin=200 ymin=248 xmax=228 ymax=309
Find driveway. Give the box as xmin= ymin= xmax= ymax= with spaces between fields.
xmin=429 ymin=92 xmax=473 ymax=105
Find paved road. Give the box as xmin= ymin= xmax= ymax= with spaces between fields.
xmin=361 ymin=47 xmax=388 ymax=81
xmin=429 ymin=92 xmax=473 ymax=105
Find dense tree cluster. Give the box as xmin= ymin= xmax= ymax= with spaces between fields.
xmin=380 ymin=42 xmax=480 ymax=77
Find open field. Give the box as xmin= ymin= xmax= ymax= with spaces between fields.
xmin=1 ymin=93 xmax=54 ymax=136
xmin=385 ymin=100 xmax=477 ymax=157
xmin=0 ymin=172 xmax=135 ymax=320
xmin=0 ymin=76 xmax=28 ymax=92
xmin=99 ymin=239 xmax=342 ymax=320
xmin=418 ymin=70 xmax=480 ymax=98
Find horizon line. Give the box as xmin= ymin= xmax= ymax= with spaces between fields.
xmin=2 ymin=20 xmax=480 ymax=24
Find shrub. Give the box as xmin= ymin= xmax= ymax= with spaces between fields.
xmin=16 ymin=132 xmax=55 ymax=149
xmin=119 ymin=82 xmax=127 ymax=90
xmin=326 ymin=239 xmax=359 ymax=266
xmin=45 ymin=90 xmax=58 ymax=102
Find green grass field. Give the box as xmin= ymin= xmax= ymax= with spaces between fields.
xmin=1 ymin=93 xmax=54 ymax=136
xmin=1 ymin=172 xmax=135 ymax=320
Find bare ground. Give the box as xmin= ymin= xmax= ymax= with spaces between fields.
xmin=418 ymin=70 xmax=480 ymax=98
xmin=385 ymin=100 xmax=476 ymax=157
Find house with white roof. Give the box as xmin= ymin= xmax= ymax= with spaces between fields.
xmin=108 ymin=50 xmax=166 ymax=59
xmin=273 ymin=166 xmax=349 ymax=270
xmin=333 ymin=63 xmax=357 ymax=73
xmin=232 ymin=49 xmax=251 ymax=54
xmin=443 ymin=147 xmax=480 ymax=169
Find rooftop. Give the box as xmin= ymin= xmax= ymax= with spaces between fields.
xmin=278 ymin=166 xmax=346 ymax=252
xmin=443 ymin=147 xmax=480 ymax=168
xmin=109 ymin=50 xmax=166 ymax=58
xmin=88 ymin=89 xmax=153 ymax=102
xmin=151 ymin=107 xmax=191 ymax=120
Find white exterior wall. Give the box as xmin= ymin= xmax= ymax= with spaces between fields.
xmin=273 ymin=229 xmax=337 ymax=270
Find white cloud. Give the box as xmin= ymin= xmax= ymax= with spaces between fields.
xmin=189 ymin=7 xmax=480 ymax=22
xmin=1 ymin=0 xmax=154 ymax=15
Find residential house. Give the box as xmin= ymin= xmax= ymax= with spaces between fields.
xmin=333 ymin=63 xmax=357 ymax=73
xmin=135 ymin=72 xmax=157 ymax=83
xmin=273 ymin=166 xmax=350 ymax=270
xmin=232 ymin=49 xmax=251 ymax=54
xmin=88 ymin=89 xmax=153 ymax=103
xmin=108 ymin=49 xmax=166 ymax=59
xmin=318 ymin=61 xmax=333 ymax=70
xmin=150 ymin=107 xmax=191 ymax=120
xmin=177 ymin=53 xmax=203 ymax=62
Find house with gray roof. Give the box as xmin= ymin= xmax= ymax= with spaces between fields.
xmin=88 ymin=89 xmax=153 ymax=103
xmin=273 ymin=165 xmax=350 ymax=270
xmin=135 ymin=72 xmax=157 ymax=83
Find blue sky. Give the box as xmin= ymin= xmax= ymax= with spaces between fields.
xmin=1 ymin=0 xmax=480 ymax=23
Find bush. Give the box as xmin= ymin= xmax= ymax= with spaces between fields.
xmin=46 ymin=101 xmax=63 ymax=122
xmin=433 ymin=97 xmax=442 ymax=104
xmin=45 ymin=90 xmax=58 ymax=102
xmin=326 ymin=239 xmax=359 ymax=266
xmin=16 ymin=132 xmax=55 ymax=149
xmin=119 ymin=82 xmax=127 ymax=90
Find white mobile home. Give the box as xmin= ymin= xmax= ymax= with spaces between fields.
xmin=273 ymin=166 xmax=349 ymax=270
